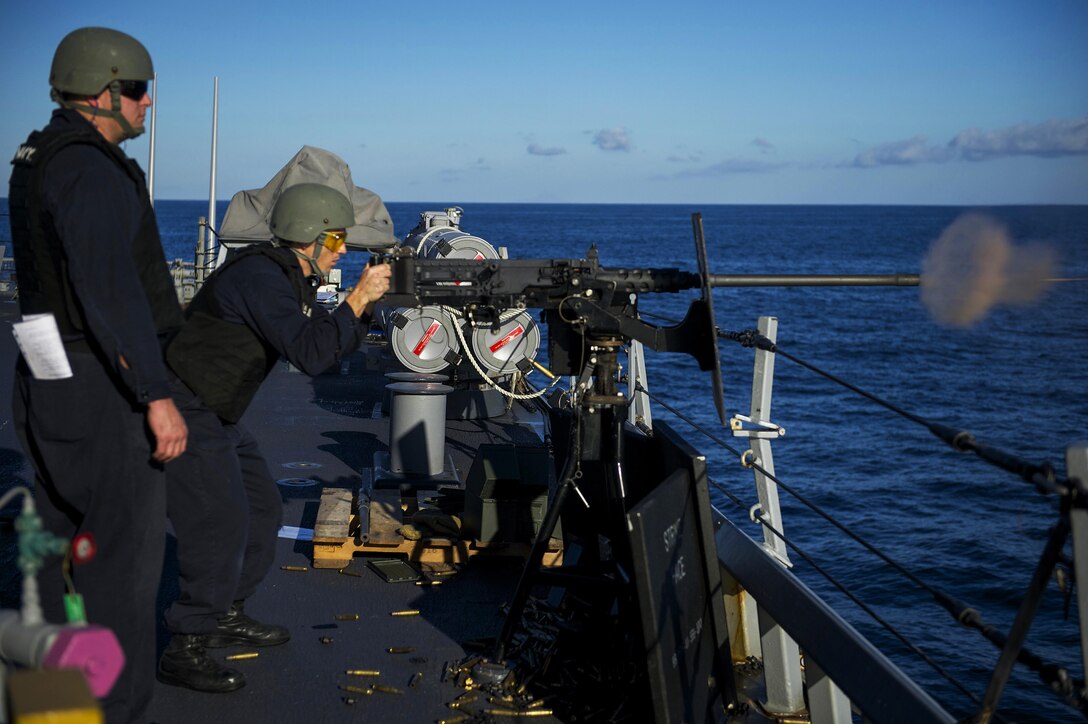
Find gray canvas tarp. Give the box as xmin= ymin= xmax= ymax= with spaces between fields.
xmin=218 ymin=145 xmax=397 ymax=250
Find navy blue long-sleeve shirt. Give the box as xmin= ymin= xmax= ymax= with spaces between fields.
xmin=211 ymin=250 xmax=369 ymax=375
xmin=40 ymin=110 xmax=173 ymax=402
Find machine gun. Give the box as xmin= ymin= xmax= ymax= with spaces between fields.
xmin=382 ymin=213 xmax=919 ymax=425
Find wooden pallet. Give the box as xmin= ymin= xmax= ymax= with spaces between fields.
xmin=312 ymin=486 xmax=563 ymax=569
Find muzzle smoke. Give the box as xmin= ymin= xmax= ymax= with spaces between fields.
xmin=920 ymin=214 xmax=1056 ymax=327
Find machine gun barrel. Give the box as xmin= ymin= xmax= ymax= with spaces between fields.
xmin=706 ymin=273 xmax=920 ymax=287
xmin=383 ymin=256 xmax=921 ymax=308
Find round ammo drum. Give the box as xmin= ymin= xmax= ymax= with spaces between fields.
xmin=470 ymin=311 xmax=541 ymax=377
xmin=387 ymin=306 xmax=461 ymax=374
xmin=411 ymin=227 xmax=497 ymax=261
xmin=387 ymin=382 xmax=453 ymax=477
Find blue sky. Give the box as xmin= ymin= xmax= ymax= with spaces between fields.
xmin=2 ymin=1 xmax=1086 ymax=205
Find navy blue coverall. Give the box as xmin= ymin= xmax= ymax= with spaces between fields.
xmin=163 ymin=250 xmax=369 ymax=636
xmin=10 ymin=109 xmax=178 ymax=724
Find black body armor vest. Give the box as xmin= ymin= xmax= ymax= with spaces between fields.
xmin=166 ymin=245 xmax=313 ymax=423
xmin=8 ymin=124 xmax=183 ymax=341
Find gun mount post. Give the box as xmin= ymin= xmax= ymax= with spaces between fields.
xmin=493 ymin=333 xmax=631 ymax=661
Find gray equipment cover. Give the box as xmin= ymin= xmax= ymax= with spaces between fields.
xmin=218 ymin=145 xmax=397 ymax=250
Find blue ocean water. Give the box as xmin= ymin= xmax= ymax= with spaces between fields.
xmin=5 ymin=199 xmax=1088 ymax=720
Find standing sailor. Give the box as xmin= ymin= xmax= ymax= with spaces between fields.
xmin=7 ymin=27 xmax=188 ymax=723
xmin=157 ymin=182 xmax=391 ymax=691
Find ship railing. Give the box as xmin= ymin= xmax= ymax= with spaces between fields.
xmin=720 ymin=315 xmax=953 ymax=722
xmin=715 ymin=510 xmax=956 ymax=723
xmin=627 ymin=315 xmax=953 ymax=721
xmin=637 ymin=313 xmax=1087 ymax=722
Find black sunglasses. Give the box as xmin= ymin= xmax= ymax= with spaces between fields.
xmin=118 ymin=80 xmax=149 ymax=101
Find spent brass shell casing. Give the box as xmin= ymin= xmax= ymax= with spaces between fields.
xmin=335 ymin=614 xmax=359 ymax=621
xmin=345 ymin=669 xmax=381 ymax=677
xmin=415 ymin=579 xmax=443 ymax=586
xmin=386 ymin=646 xmax=415 ymax=654
xmin=390 ymin=609 xmax=420 ymax=617
xmin=337 ymin=568 xmax=362 ymax=577
xmin=224 ymin=652 xmax=259 ymax=661
xmin=484 ymin=709 xmax=554 ymax=718
xmin=408 ymin=672 xmax=422 ymax=688
xmin=438 ymin=716 xmax=471 ymax=724
xmin=371 ymin=684 xmax=404 ymax=695
xmin=319 ymin=636 xmax=334 ymax=644
xmin=339 ymin=684 xmax=373 ymax=696
xmin=280 ymin=565 xmax=307 ymax=572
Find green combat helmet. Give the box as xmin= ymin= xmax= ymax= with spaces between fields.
xmin=270 ymin=183 xmax=355 ymax=283
xmin=49 ymin=27 xmax=153 ymax=141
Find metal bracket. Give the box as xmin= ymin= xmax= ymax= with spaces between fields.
xmin=730 ymin=414 xmax=785 ymax=439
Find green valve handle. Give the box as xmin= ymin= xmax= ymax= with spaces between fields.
xmin=64 ymin=593 xmax=87 ymax=624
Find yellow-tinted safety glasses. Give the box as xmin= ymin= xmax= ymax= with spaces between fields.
xmin=320 ymin=230 xmax=347 ymax=253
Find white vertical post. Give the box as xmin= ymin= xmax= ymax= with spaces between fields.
xmin=806 ymin=657 xmax=852 ymax=724
xmin=750 ymin=316 xmax=789 ymax=564
xmin=748 ymin=315 xmax=804 ymax=714
xmin=206 ymin=77 xmax=219 ymax=275
xmin=627 ymin=339 xmax=653 ymax=432
xmin=195 ymin=217 xmax=207 ymax=285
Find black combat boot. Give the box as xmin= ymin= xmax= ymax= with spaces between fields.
xmin=157 ymin=634 xmax=245 ymax=693
xmin=203 ymin=600 xmax=290 ymax=648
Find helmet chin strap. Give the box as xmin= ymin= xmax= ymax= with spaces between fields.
xmin=290 ymin=247 xmax=329 ymax=285
xmin=52 ymin=80 xmax=144 ymax=140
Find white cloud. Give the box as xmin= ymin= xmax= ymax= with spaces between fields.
xmin=592 ymin=127 xmax=632 ymax=152
xmin=851 ymin=116 xmax=1088 ymax=168
xmin=851 ymin=135 xmax=951 ymax=168
xmin=950 ymin=117 xmax=1088 ymax=160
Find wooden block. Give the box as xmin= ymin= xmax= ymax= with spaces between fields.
xmin=367 ymin=489 xmax=404 ymax=545
xmin=311 ymin=544 xmax=352 ymax=569
xmin=314 ymin=488 xmax=353 ymax=540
